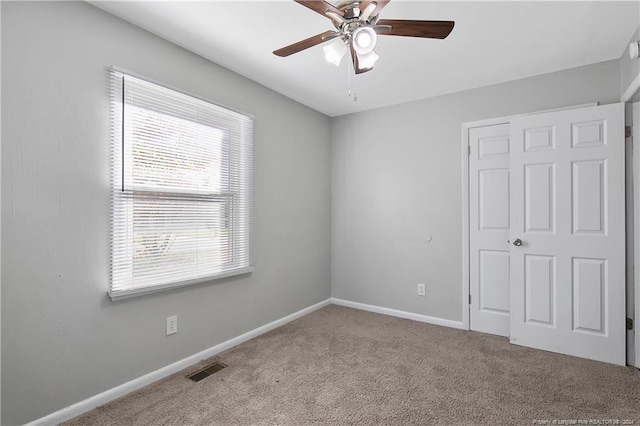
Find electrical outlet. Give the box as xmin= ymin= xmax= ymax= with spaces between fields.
xmin=417 ymin=283 xmax=426 ymax=297
xmin=166 ymin=315 xmax=178 ymax=336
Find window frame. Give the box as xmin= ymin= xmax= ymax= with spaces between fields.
xmin=108 ymin=68 xmax=254 ymax=301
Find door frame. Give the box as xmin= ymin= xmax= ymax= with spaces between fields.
xmin=622 ymin=74 xmax=640 ymax=368
xmin=633 ymin=101 xmax=640 ymax=368
xmin=462 ymin=104 xmax=599 ymax=333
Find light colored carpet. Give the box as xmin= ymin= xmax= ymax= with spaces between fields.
xmin=66 ymin=305 xmax=640 ymax=425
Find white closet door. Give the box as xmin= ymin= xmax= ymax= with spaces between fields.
xmin=469 ymin=124 xmax=511 ymax=337
xmin=509 ymin=103 xmax=625 ymax=365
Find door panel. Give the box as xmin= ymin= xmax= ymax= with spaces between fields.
xmin=479 ymin=169 xmax=510 ymax=229
xmin=509 ymin=103 xmax=625 ymax=365
xmin=479 ymin=250 xmax=510 ymax=313
xmin=469 ymin=124 xmax=511 ymax=337
xmin=525 ymin=163 xmax=555 ymax=232
xmin=572 ymin=257 xmax=606 ymax=334
xmin=525 ymin=126 xmax=555 ymax=152
xmin=524 ymin=254 xmax=555 ymax=326
xmin=572 ymin=160 xmax=605 ymax=234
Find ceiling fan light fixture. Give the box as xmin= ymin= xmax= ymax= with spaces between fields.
xmin=323 ymin=38 xmax=348 ymax=66
xmin=274 ymin=0 xmax=456 ymax=77
xmin=360 ymin=3 xmax=377 ymax=22
xmin=352 ymin=26 xmax=377 ymax=55
xmin=356 ymin=50 xmax=379 ymax=70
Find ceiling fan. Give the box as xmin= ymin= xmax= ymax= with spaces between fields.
xmin=273 ymin=0 xmax=455 ymax=74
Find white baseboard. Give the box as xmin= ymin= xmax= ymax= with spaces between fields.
xmin=26 ymin=297 xmax=462 ymax=426
xmin=331 ymin=297 xmax=466 ymax=330
xmin=26 ymin=298 xmax=332 ymax=426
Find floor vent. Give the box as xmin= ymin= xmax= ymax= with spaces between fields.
xmin=188 ymin=361 xmax=227 ymax=382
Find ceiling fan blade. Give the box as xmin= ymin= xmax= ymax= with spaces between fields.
xmin=294 ymin=0 xmax=345 ymax=18
xmin=375 ymin=19 xmax=455 ymax=39
xmin=359 ymin=0 xmax=390 ymax=20
xmin=273 ymin=30 xmax=338 ymax=57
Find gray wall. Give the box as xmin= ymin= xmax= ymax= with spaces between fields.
xmin=0 ymin=1 xmax=633 ymax=424
xmin=1 ymin=2 xmax=331 ymax=424
xmin=331 ymin=60 xmax=621 ymax=322
xmin=621 ymin=26 xmax=640 ymax=96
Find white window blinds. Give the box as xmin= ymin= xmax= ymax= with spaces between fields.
xmin=109 ymin=69 xmax=253 ymax=300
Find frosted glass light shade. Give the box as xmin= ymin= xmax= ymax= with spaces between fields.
xmin=352 ymin=27 xmax=377 ymax=55
xmin=323 ymin=39 xmax=347 ymax=66
xmin=360 ymin=3 xmax=377 ymax=22
xmin=356 ymin=50 xmax=379 ymax=69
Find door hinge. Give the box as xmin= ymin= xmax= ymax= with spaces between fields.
xmin=626 ymin=126 xmax=632 ymax=139
xmin=467 ymin=145 xmax=471 ymax=156
xmin=469 ymin=294 xmax=472 ymax=305
xmin=627 ymin=317 xmax=634 ymax=330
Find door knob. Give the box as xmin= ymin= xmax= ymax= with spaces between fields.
xmin=512 ymin=238 xmax=523 ymax=247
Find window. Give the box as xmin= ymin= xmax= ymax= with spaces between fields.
xmin=109 ymin=69 xmax=253 ymax=300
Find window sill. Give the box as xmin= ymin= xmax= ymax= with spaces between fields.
xmin=108 ymin=266 xmax=255 ymax=301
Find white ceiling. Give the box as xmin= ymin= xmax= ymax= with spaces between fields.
xmin=91 ymin=1 xmax=639 ymax=117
